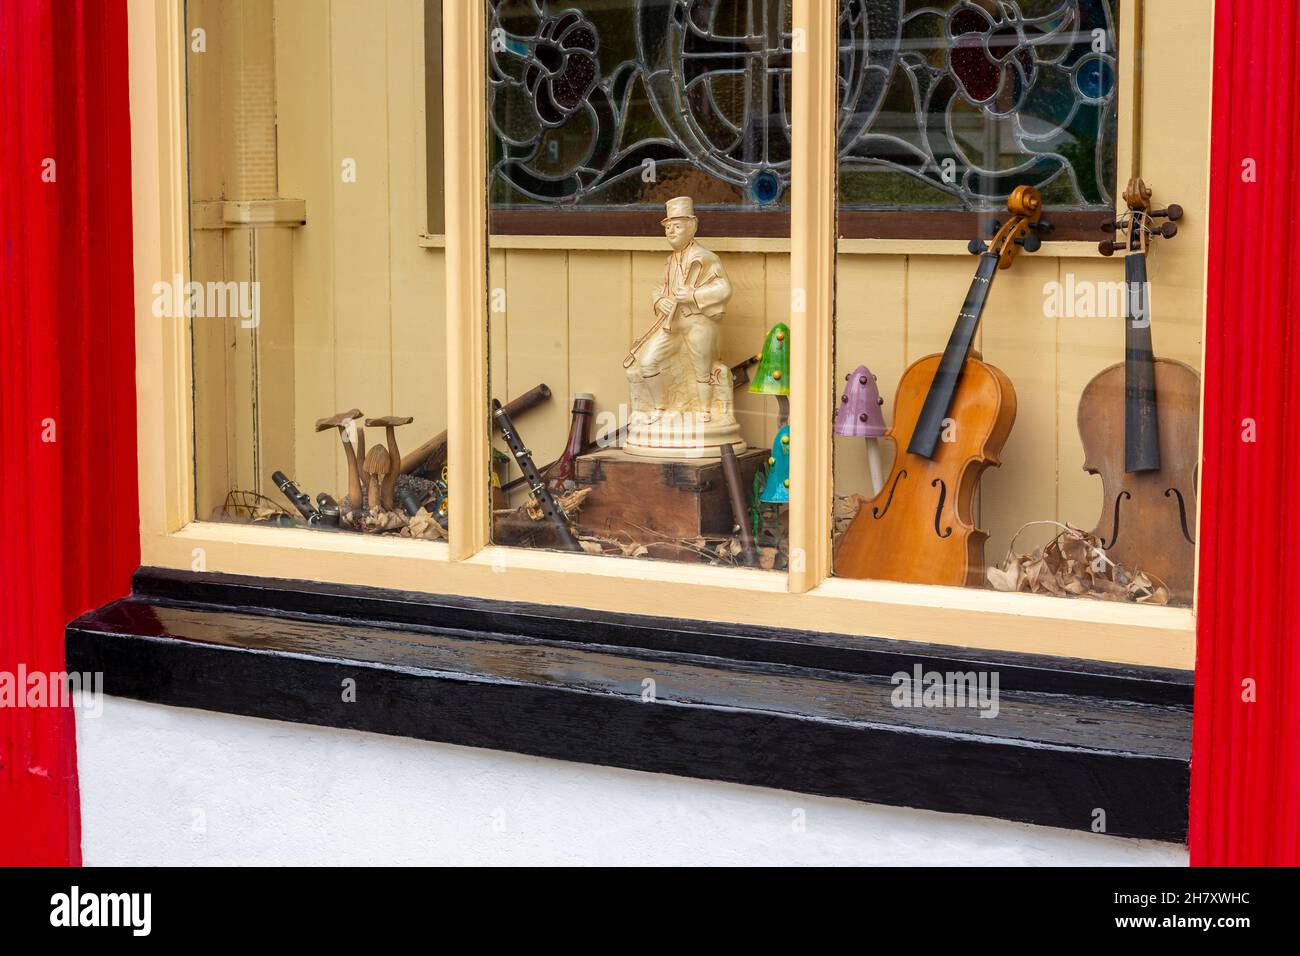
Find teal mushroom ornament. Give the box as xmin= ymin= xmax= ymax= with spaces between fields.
xmin=760 ymin=424 xmax=791 ymax=504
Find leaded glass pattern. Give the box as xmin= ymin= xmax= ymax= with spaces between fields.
xmin=486 ymin=0 xmax=1119 ymax=212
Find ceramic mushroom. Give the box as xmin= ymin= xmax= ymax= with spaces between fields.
xmin=750 ymin=323 xmax=790 ymax=425
xmin=365 ymin=416 xmax=414 ymax=511
xmin=834 ymin=364 xmax=887 ymax=495
xmin=314 ymin=408 xmax=365 ymax=511
xmin=760 ymin=424 xmax=791 ymax=504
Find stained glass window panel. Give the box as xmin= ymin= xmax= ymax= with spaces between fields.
xmin=485 ymin=0 xmax=1119 ymax=216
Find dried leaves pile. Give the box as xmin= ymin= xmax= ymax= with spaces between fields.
xmin=402 ymin=507 xmax=447 ymax=540
xmin=525 ymin=487 xmax=591 ymax=521
xmin=987 ymin=521 xmax=1169 ymax=605
xmin=574 ymin=530 xmax=782 ymax=568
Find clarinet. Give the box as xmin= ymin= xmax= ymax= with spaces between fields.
xmin=272 ymin=471 xmax=338 ymax=531
xmin=492 ymin=399 xmax=581 ymax=552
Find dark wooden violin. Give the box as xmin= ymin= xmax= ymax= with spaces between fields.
xmin=837 ymin=186 xmax=1050 ymax=586
xmin=1079 ymin=178 xmax=1200 ymax=603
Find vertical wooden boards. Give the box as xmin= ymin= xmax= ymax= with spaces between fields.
xmin=566 ymin=250 xmax=632 ymax=456
xmin=979 ymin=255 xmax=1061 ymax=560
xmin=226 ymin=227 xmax=257 ymax=494
xmin=251 ymin=227 xmax=297 ymax=496
xmin=833 ymin=254 xmax=906 ymax=500
xmin=330 ymin=0 xmax=392 ymax=493
xmin=388 ymin=0 xmax=445 ymax=467
xmin=184 ymin=0 xmax=225 ymax=201
xmin=1137 ymin=0 xmax=1211 ymax=376
xmin=504 ymin=250 xmax=569 ymax=470
xmin=275 ymin=0 xmax=338 ymax=497
xmin=190 ymin=228 xmax=232 ymax=520
xmin=722 ymin=252 xmax=770 ymax=452
xmin=1056 ymin=258 xmax=1119 ymax=534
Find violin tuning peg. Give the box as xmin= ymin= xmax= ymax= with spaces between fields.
xmin=986 ymin=219 xmax=1002 ymax=237
xmin=1163 ymin=203 xmax=1184 ymax=221
xmin=1100 ymin=219 xmax=1121 ymax=232
xmin=1017 ymin=233 xmax=1042 ymax=253
xmin=1159 ymin=221 xmax=1179 ymax=239
xmin=1098 ymin=239 xmax=1125 ymax=256
xmin=968 ymin=238 xmax=988 ymax=255
xmin=1033 ymin=218 xmax=1055 ymax=235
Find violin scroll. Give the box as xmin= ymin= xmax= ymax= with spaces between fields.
xmin=1098 ymin=178 xmax=1182 ymax=257
xmin=986 ymin=185 xmax=1052 ymax=268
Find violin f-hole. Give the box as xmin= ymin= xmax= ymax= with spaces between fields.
xmin=872 ymin=469 xmax=907 ymax=520
xmin=1100 ymin=490 xmax=1132 ymax=548
xmin=931 ymin=478 xmax=953 ymax=538
xmin=1164 ymin=487 xmax=1196 ymax=544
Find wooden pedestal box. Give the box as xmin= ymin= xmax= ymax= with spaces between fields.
xmin=572 ymin=447 xmax=769 ymax=540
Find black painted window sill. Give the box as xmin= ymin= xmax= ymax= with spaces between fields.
xmin=66 ymin=567 xmax=1192 ymax=841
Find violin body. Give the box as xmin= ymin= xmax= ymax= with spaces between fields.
xmin=1077 ymin=357 xmax=1200 ymax=602
xmin=836 ymin=352 xmax=1016 ymax=586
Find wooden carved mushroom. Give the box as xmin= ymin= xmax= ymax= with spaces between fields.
xmin=363 ymin=443 xmax=391 ymax=512
xmin=365 ymin=416 xmax=413 ymax=510
xmin=314 ymin=408 xmax=365 ymax=510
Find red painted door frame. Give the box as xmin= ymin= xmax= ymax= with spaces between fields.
xmin=0 ymin=0 xmax=138 ymax=866
xmin=1189 ymin=0 xmax=1300 ymax=866
xmin=1 ymin=0 xmax=1296 ymax=866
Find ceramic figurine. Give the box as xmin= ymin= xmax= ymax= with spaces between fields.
xmin=623 ymin=196 xmax=745 ymax=458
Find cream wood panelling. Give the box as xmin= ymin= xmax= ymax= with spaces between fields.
xmin=329 ymin=0 xmax=393 ymax=499
xmin=387 ymin=0 xmax=444 ymax=457
xmin=832 ymin=255 xmax=907 ymax=495
xmin=565 ymin=250 xmax=633 ymax=452
xmin=726 ymin=253 xmax=777 ymax=450
xmin=190 ymin=228 xmax=231 ymax=516
xmin=274 ymin=0 xmax=338 ymax=501
xmin=194 ymin=0 xmax=450 ymax=513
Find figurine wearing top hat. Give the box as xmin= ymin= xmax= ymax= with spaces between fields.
xmin=623 ymin=196 xmax=746 ymax=458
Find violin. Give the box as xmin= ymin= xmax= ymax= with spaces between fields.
xmin=1079 ymin=178 xmax=1199 ymax=603
xmin=837 ymin=186 xmax=1050 ymax=586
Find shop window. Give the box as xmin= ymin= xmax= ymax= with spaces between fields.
xmin=185 ymin=0 xmax=449 ymax=541
xmin=485 ymin=0 xmax=792 ymax=569
xmin=831 ymin=0 xmax=1202 ymax=611
xmin=141 ymin=0 xmax=1205 ymax=669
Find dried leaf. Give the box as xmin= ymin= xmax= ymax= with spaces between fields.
xmin=716 ymin=537 xmax=742 ymax=559
xmin=986 ymin=564 xmax=1020 ymax=592
xmin=404 ymin=507 xmax=446 ymax=540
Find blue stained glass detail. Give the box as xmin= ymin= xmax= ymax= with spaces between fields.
xmin=1075 ymin=54 xmax=1116 ymax=101
xmin=750 ymin=170 xmax=781 ymax=205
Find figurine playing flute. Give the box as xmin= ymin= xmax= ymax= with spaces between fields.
xmin=623 ymin=196 xmax=746 ymax=458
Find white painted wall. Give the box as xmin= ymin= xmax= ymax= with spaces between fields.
xmin=76 ymin=696 xmax=1188 ymax=866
